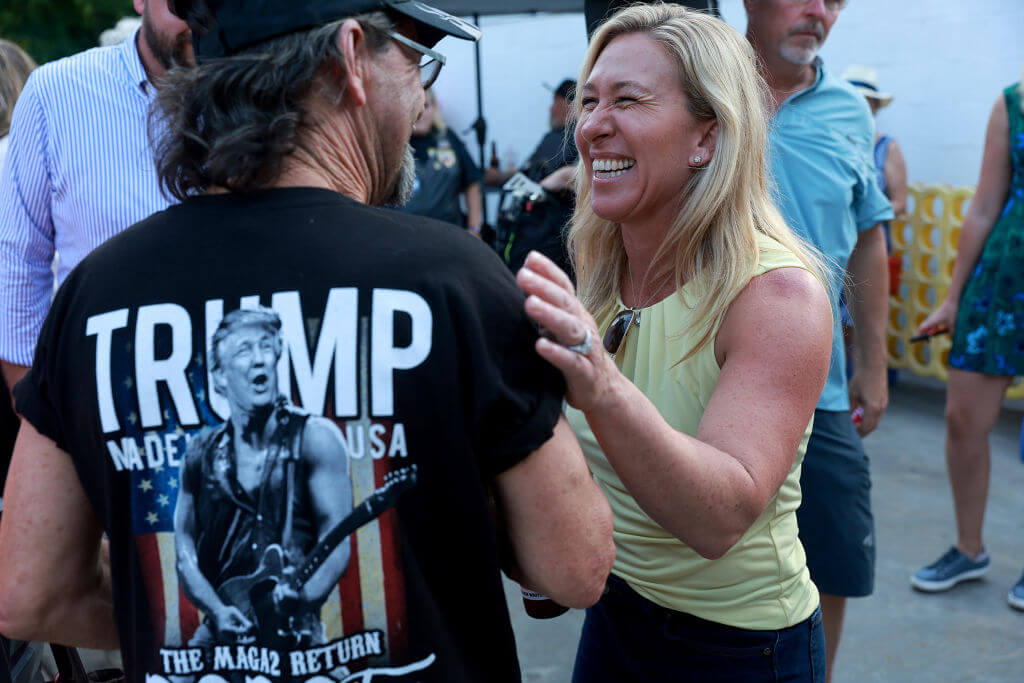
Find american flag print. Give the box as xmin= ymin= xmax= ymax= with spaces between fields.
xmin=111 ymin=333 xmax=414 ymax=679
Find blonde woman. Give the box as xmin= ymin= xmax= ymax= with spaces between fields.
xmin=912 ymin=67 xmax=1024 ymax=610
xmin=395 ymin=88 xmax=484 ymax=235
xmin=517 ymin=5 xmax=833 ymax=681
xmin=0 ymin=39 xmax=36 ymax=167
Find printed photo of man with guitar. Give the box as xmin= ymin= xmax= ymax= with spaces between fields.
xmin=0 ymin=3 xmax=614 ymax=679
xmin=173 ymin=308 xmax=410 ymax=652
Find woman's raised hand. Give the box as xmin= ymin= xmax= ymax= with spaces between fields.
xmin=516 ymin=251 xmax=621 ymax=413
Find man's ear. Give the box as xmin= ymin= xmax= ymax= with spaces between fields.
xmin=695 ymin=120 xmax=718 ymax=164
xmin=337 ymin=18 xmax=370 ymax=107
xmin=133 ymin=0 xmax=145 ymax=16
xmin=211 ymin=367 xmax=226 ymax=397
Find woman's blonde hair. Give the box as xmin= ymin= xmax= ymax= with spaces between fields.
xmin=424 ymin=88 xmax=447 ymax=134
xmin=569 ymin=3 xmax=831 ymax=360
xmin=0 ymin=40 xmax=37 ymax=138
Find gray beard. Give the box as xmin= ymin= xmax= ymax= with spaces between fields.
xmin=382 ymin=144 xmax=416 ymax=207
xmin=780 ymin=43 xmax=819 ymax=66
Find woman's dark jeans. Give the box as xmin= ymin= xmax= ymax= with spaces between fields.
xmin=572 ymin=574 xmax=826 ymax=682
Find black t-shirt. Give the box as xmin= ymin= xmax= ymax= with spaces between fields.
xmin=15 ymin=187 xmax=565 ymax=683
xmin=495 ymin=127 xmax=579 ymax=279
xmin=395 ymin=130 xmax=481 ymax=228
xmin=522 ymin=126 xmax=578 ymax=183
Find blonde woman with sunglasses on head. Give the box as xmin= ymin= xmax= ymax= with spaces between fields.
xmin=517 ymin=4 xmax=834 ymax=681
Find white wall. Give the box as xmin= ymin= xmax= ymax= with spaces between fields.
xmin=430 ymin=0 xmax=1024 ymax=190
xmin=431 ymin=13 xmax=590 ymax=172
xmin=720 ymin=0 xmax=1024 ymax=188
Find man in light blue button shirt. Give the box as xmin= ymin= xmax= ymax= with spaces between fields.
xmin=745 ymin=1 xmax=893 ymax=681
xmin=0 ymin=1 xmax=193 ymax=398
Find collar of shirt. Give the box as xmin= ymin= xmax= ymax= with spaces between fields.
xmin=117 ymin=26 xmax=156 ymax=98
xmin=767 ymin=56 xmax=893 ymax=411
xmin=777 ymin=57 xmax=825 ymax=110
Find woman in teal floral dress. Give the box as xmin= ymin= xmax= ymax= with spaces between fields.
xmin=911 ymin=70 xmax=1024 ymax=611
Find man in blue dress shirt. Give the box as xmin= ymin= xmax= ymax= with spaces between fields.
xmin=745 ymin=1 xmax=894 ymax=681
xmin=0 ymin=0 xmax=194 ymax=397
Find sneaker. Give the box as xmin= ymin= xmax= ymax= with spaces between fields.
xmin=1008 ymin=572 xmax=1024 ymax=611
xmin=910 ymin=546 xmax=990 ymax=592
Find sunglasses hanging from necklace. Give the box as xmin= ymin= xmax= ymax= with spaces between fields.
xmin=602 ymin=261 xmax=672 ymax=355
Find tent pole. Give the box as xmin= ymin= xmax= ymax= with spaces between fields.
xmin=471 ymin=13 xmax=489 ymax=226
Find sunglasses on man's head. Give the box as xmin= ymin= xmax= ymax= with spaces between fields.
xmin=602 ymin=309 xmax=641 ymax=355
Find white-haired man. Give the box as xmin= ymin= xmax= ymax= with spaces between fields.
xmin=745 ymin=1 xmax=894 ymax=680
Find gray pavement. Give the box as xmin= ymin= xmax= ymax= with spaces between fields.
xmin=502 ymin=381 xmax=1024 ymax=682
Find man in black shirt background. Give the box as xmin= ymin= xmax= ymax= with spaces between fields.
xmin=488 ymin=79 xmax=579 ymax=278
xmin=486 ymin=79 xmax=578 ymax=189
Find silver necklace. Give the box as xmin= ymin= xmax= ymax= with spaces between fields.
xmin=626 ymin=260 xmax=670 ymax=318
xmin=604 ymin=261 xmax=672 ymax=356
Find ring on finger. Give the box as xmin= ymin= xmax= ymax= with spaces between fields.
xmin=564 ymin=328 xmax=593 ymax=355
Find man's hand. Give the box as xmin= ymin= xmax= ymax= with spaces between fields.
xmin=539 ymin=165 xmax=576 ymax=194
xmin=847 ymin=224 xmax=890 ymax=437
xmin=212 ymin=605 xmax=254 ymax=642
xmin=272 ymin=579 xmax=303 ymax=615
xmin=848 ymin=362 xmax=888 ymax=437
xmin=484 ymin=166 xmax=514 ymax=187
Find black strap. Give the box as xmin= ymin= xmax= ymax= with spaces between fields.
xmin=281 ymin=414 xmax=303 ymax=551
xmin=51 ymin=644 xmax=88 ymax=682
xmin=0 ymin=636 xmax=14 ymax=683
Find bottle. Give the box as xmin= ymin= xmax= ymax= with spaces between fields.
xmin=489 ymin=141 xmax=500 ymax=170
xmin=851 ymin=405 xmax=864 ymax=426
xmin=520 ymin=585 xmax=569 ymax=619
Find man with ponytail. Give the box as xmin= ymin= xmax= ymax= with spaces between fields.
xmin=0 ymin=2 xmax=614 ymax=681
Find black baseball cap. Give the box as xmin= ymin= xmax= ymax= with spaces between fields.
xmin=553 ymin=79 xmax=576 ymax=101
xmin=174 ymin=0 xmax=482 ymax=62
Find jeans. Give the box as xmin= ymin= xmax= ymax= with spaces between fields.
xmin=572 ymin=574 xmax=826 ymax=682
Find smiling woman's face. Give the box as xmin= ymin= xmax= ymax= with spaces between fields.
xmin=575 ymin=32 xmax=711 ymax=232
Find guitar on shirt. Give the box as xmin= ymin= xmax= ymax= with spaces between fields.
xmin=216 ymin=464 xmax=418 ymax=648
